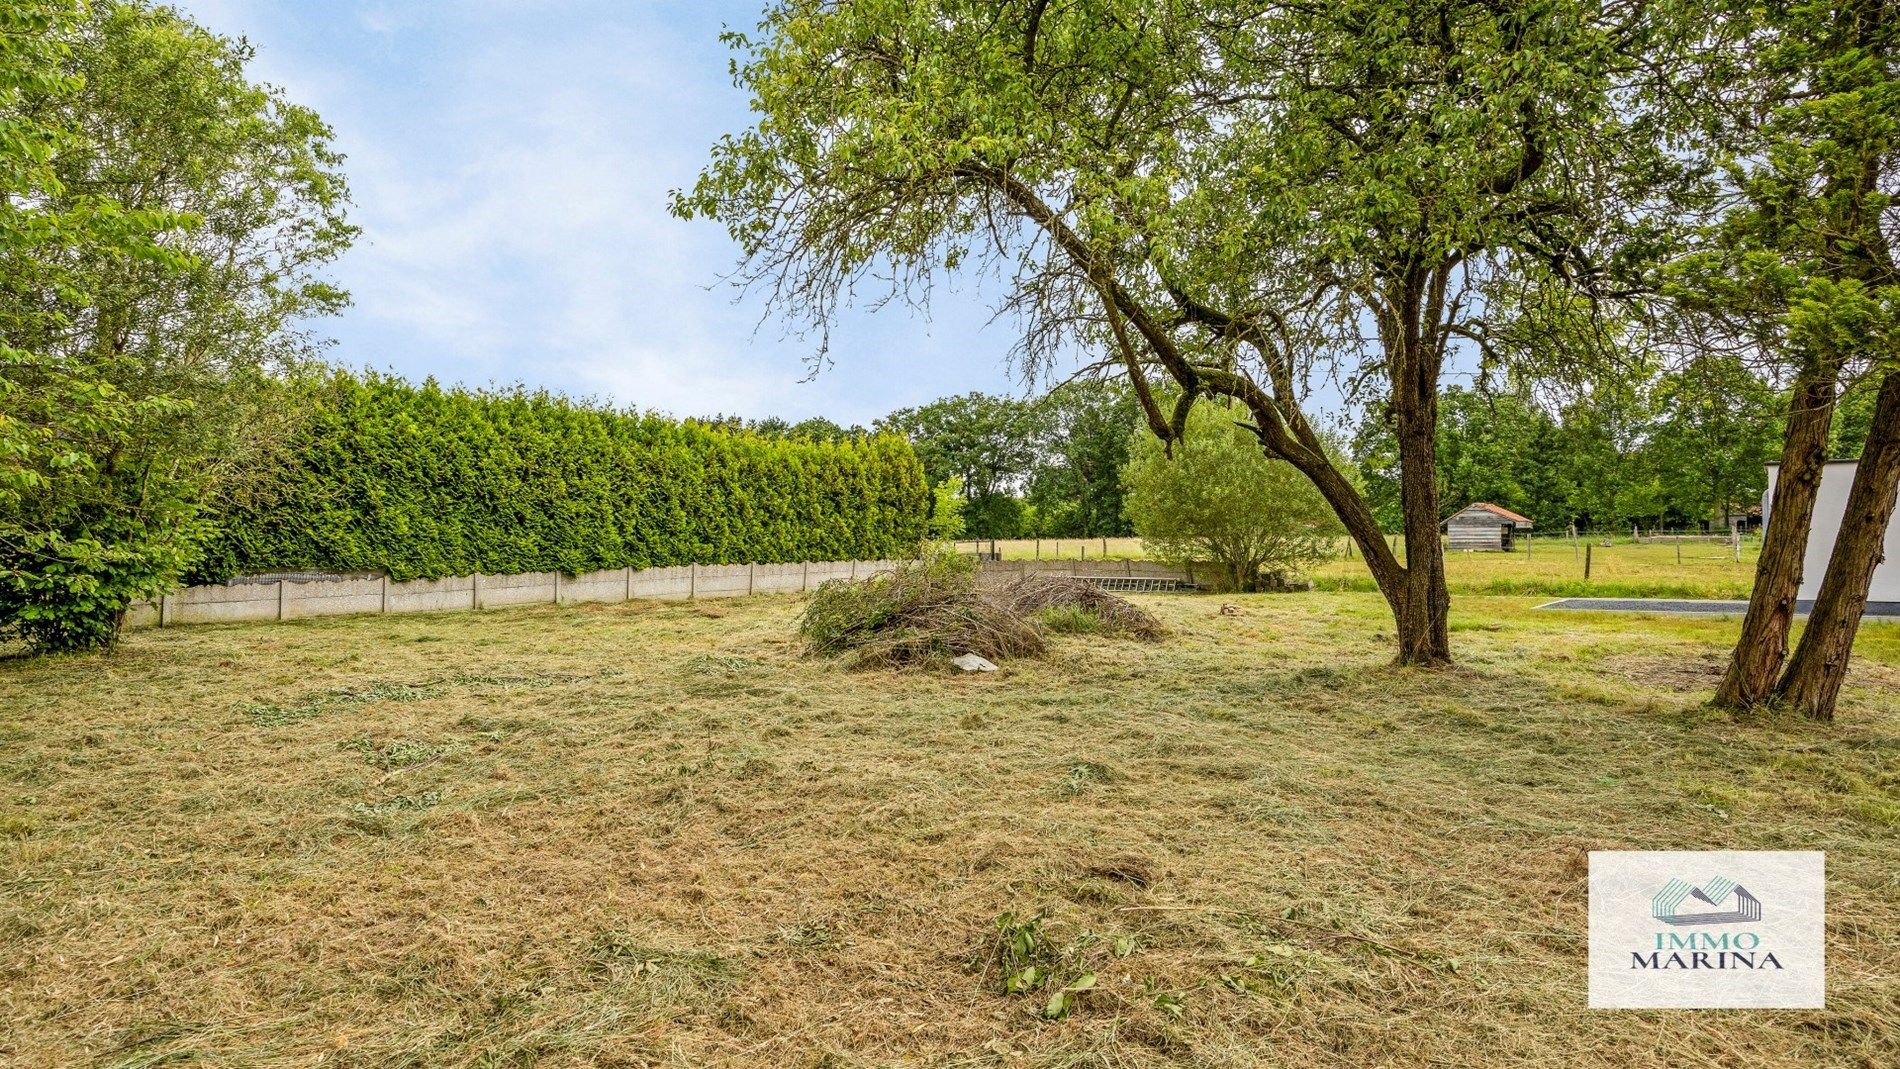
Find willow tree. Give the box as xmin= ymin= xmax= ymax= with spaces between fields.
xmin=677 ymin=0 xmax=1660 ymax=665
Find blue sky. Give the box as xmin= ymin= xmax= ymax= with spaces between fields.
xmin=173 ymin=0 xmax=1029 ymax=426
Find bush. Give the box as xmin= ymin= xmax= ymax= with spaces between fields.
xmin=192 ymin=372 xmax=932 ymax=581
xmin=1121 ymin=403 xmax=1343 ymax=591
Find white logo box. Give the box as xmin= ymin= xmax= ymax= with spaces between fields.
xmin=1588 ymin=850 xmax=1825 ymax=1009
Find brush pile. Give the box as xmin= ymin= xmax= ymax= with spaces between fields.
xmin=799 ymin=554 xmax=1163 ymax=668
xmin=987 ymin=573 xmax=1166 ymax=640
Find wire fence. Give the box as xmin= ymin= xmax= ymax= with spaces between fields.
xmin=956 ymin=531 xmax=1764 ymax=600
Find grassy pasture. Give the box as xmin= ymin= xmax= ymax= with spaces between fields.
xmin=964 ymin=536 xmax=1761 ymax=599
xmin=2 ymin=593 xmax=1896 ymax=1067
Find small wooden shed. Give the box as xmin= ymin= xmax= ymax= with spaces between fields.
xmin=1446 ymin=502 xmax=1533 ymax=551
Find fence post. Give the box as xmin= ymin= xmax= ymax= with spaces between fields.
xmin=801 ymin=560 xmax=810 ymax=591
xmin=625 ymin=565 xmax=633 ymax=602
xmin=380 ymin=575 xmax=388 ymax=614
xmin=551 ymin=571 xmax=559 ymax=605
xmin=1585 ymin=543 xmax=1593 ymax=581
xmin=689 ymin=563 xmax=697 ymax=599
xmin=277 ymin=580 xmax=286 ymax=622
xmin=472 ymin=572 xmax=482 ymax=610
xmin=1125 ymin=559 xmax=1133 ymax=577
xmin=747 ymin=562 xmax=755 ymax=596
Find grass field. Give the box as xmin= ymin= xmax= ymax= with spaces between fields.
xmin=962 ymin=536 xmax=1762 ymax=599
xmin=4 ymin=592 xmax=1897 ymax=1067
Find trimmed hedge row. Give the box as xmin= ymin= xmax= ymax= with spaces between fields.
xmin=190 ymin=373 xmax=930 ymax=582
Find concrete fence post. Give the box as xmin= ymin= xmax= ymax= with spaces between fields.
xmin=625 ymin=565 xmax=634 ymax=602
xmin=277 ymin=580 xmax=287 ymax=621
xmin=689 ymin=563 xmax=697 ymax=599
xmin=801 ymin=560 xmax=809 ymax=591
xmin=552 ymin=570 xmax=561 ymax=605
xmin=472 ymin=572 xmax=482 ymax=610
xmin=747 ymin=562 xmax=755 ymax=596
xmin=380 ymin=575 xmax=389 ymax=614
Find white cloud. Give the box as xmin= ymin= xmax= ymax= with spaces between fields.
xmin=173 ymin=0 xmax=1031 ymax=424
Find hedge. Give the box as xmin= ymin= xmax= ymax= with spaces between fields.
xmin=190 ymin=373 xmax=930 ymax=582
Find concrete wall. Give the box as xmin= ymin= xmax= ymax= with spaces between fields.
xmin=129 ymin=559 xmax=906 ymax=631
xmin=1764 ymin=461 xmax=1900 ymax=601
xmin=126 ymin=557 xmax=1198 ymax=632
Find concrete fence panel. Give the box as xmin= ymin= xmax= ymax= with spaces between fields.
xmin=123 ymin=556 xmax=1199 ymax=633
xmin=693 ymin=563 xmax=753 ymax=599
xmin=285 ymin=576 xmax=386 ymax=619
xmin=560 ymin=568 xmax=631 ymax=605
xmin=167 ymin=581 xmax=280 ymax=626
xmin=753 ymin=562 xmax=807 ymax=594
xmin=475 ymin=571 xmax=558 ymax=609
xmin=386 ymin=576 xmax=477 ymax=615
xmin=630 ymin=565 xmax=694 ymax=601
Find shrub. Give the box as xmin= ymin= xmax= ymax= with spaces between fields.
xmin=1121 ymin=403 xmax=1343 ymax=592
xmin=191 ymin=372 xmax=931 ymax=582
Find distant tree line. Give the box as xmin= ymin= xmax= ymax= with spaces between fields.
xmin=1353 ymin=356 xmax=1792 ymax=534
xmin=716 ymin=381 xmax=1144 ymax=541
xmin=820 ymin=354 xmax=1812 ymax=542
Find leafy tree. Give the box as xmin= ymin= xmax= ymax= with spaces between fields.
xmin=1661 ymin=0 xmax=1900 ymax=716
xmin=1023 ymin=381 xmax=1140 ymax=538
xmin=1123 ymin=404 xmax=1342 ymax=591
xmin=676 ymin=0 xmax=1670 ymax=665
xmin=1647 ymin=355 xmax=1783 ymax=528
xmin=926 ymin=476 xmax=967 ymax=542
xmin=877 ymin=392 xmax=1040 ymax=538
xmin=1 ymin=2 xmax=347 ymax=649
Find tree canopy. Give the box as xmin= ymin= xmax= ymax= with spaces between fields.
xmin=677 ymin=0 xmax=1680 ymax=664
xmin=0 ymin=1 xmax=353 ymax=649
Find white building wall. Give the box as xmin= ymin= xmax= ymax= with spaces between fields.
xmin=1764 ymin=461 xmax=1900 ymax=602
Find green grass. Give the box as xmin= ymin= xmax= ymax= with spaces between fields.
xmin=970 ymin=535 xmax=1762 ymax=599
xmin=1 ymin=592 xmax=1895 ymax=1067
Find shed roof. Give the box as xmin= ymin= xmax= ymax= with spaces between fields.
xmin=1452 ymin=502 xmax=1533 ymax=528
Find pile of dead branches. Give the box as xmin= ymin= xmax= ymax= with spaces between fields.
xmin=799 ymin=555 xmax=1164 ymax=668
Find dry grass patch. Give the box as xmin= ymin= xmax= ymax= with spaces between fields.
xmin=1 ymin=594 xmax=1896 ymax=1067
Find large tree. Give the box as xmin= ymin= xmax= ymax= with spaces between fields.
xmin=1647 ymin=355 xmax=1783 ymax=528
xmin=677 ymin=0 xmax=1661 ymax=665
xmin=1023 ymin=380 xmax=1140 ymax=538
xmin=1675 ymin=0 xmax=1899 ymax=715
xmin=877 ymin=391 xmax=1041 ymax=538
xmin=0 ymin=1 xmax=353 ymax=649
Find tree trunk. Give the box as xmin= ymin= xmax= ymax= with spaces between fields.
xmin=1390 ymin=336 xmax=1452 ymax=667
xmin=1714 ymin=371 xmax=1837 ymax=708
xmin=1774 ymin=370 xmax=1900 ymax=720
